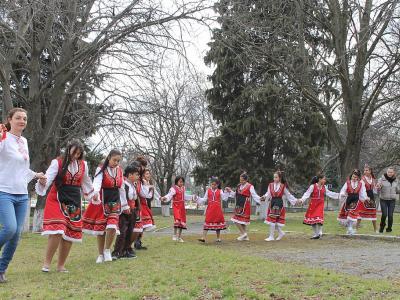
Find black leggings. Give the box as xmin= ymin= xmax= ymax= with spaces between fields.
xmin=380 ymin=199 xmax=396 ymax=229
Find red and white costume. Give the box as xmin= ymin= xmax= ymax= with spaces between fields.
xmin=133 ymin=180 xmax=144 ymax=233
xmin=138 ymin=180 xmax=158 ymax=231
xmin=337 ymin=180 xmax=368 ymax=223
xmin=197 ymin=188 xmax=229 ymax=230
xmin=230 ymin=183 xmax=260 ymax=225
xmin=263 ymin=182 xmax=297 ymax=227
xmin=358 ymin=176 xmax=377 ymax=221
xmin=163 ymin=186 xmax=193 ymax=229
xmin=301 ymin=184 xmax=339 ymax=226
xmin=36 ymin=159 xmax=95 ymax=242
xmin=82 ymin=166 xmax=127 ymax=235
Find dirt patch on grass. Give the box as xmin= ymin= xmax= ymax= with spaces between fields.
xmin=190 ymin=233 xmax=400 ymax=279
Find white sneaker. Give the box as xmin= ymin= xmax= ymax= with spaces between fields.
xmin=265 ymin=236 xmax=275 ymax=241
xmin=237 ymin=234 xmax=249 ymax=241
xmin=96 ymin=255 xmax=104 ymax=264
xmin=103 ymin=249 xmax=112 ymax=262
xmin=178 ymin=238 xmax=184 ymax=243
xmin=236 ymin=234 xmax=245 ymax=241
xmin=172 ymin=235 xmax=177 ymax=241
xmin=276 ymin=232 xmax=285 ymax=241
xmin=242 ymin=234 xmax=249 ymax=241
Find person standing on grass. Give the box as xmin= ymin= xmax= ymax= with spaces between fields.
xmin=300 ymin=173 xmax=339 ymax=239
xmin=196 ymin=177 xmax=229 ymax=243
xmin=377 ymin=167 xmax=400 ymax=233
xmin=261 ymin=171 xmax=299 ymax=242
xmin=36 ymin=140 xmax=97 ymax=273
xmin=112 ymin=164 xmax=141 ymax=259
xmin=357 ymin=165 xmax=378 ymax=232
xmin=226 ymin=172 xmax=261 ymax=241
xmin=160 ymin=176 xmax=194 ymax=243
xmin=338 ymin=169 xmax=369 ymax=235
xmin=82 ymin=149 xmax=128 ymax=263
xmin=0 ymin=108 xmax=46 ymax=283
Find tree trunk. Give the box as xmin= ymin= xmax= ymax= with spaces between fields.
xmin=0 ymin=64 xmax=13 ymax=122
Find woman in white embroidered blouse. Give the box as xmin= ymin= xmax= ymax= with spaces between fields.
xmin=0 ymin=108 xmax=46 ymax=283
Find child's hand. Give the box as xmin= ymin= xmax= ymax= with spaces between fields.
xmin=91 ymin=194 xmax=101 ymax=205
xmin=122 ymin=208 xmax=131 ymax=214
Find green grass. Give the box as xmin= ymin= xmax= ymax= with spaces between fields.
xmin=0 ymin=213 xmax=399 ymax=299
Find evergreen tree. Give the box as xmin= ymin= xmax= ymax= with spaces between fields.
xmin=194 ymin=0 xmax=327 ymax=193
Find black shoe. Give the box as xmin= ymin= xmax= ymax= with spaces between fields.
xmin=111 ymin=251 xmax=119 ymax=260
xmin=0 ymin=273 xmax=6 ymax=283
xmin=379 ymin=225 xmax=385 ymax=233
xmin=310 ymin=235 xmax=321 ymax=240
xmin=386 ymin=228 xmax=392 ymax=233
xmin=136 ymin=245 xmax=147 ymax=250
xmin=122 ymin=251 xmax=137 ymax=259
xmin=198 ymin=238 xmax=206 ymax=243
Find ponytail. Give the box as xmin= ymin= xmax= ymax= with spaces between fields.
xmin=95 ymin=149 xmax=122 ymax=177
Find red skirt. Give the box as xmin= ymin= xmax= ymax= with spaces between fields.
xmin=204 ymin=201 xmax=227 ymax=231
xmin=265 ymin=207 xmax=286 ymax=226
xmin=231 ymin=200 xmax=251 ymax=225
xmin=173 ymin=201 xmax=187 ymax=229
xmin=358 ymin=200 xmax=377 ymax=220
xmin=82 ymin=202 xmax=119 ymax=235
xmin=133 ymin=218 xmax=143 ymax=233
xmin=141 ymin=202 xmax=155 ymax=229
xmin=303 ymin=198 xmax=325 ymax=225
xmin=42 ymin=189 xmax=82 ymax=242
xmin=337 ymin=201 xmax=362 ymax=222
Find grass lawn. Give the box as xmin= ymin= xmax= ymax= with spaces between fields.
xmin=1 ymin=213 xmax=399 ymax=299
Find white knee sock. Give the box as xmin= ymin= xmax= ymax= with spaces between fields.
xmin=277 ymin=225 xmax=284 ymax=236
xmin=312 ymin=224 xmax=318 ymax=236
xmin=269 ymin=223 xmax=275 ymax=238
xmin=318 ymin=225 xmax=323 ymax=236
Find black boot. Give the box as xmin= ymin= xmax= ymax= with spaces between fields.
xmin=386 ymin=228 xmax=392 ymax=233
xmin=379 ymin=223 xmax=385 ymax=233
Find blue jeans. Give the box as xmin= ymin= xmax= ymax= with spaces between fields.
xmin=0 ymin=191 xmax=29 ymax=273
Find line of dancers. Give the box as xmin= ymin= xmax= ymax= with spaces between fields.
xmin=33 ymin=139 xmax=392 ymax=272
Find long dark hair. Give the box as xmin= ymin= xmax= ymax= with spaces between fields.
xmin=274 ymin=170 xmax=287 ymax=185
xmin=55 ymin=140 xmax=84 ymax=188
xmin=95 ymin=149 xmax=122 ymax=177
xmin=240 ymin=172 xmax=249 ymax=182
xmin=311 ymin=173 xmax=325 ymax=185
xmin=210 ymin=176 xmax=221 ymax=189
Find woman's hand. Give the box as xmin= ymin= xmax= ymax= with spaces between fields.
xmin=0 ymin=124 xmax=7 ymax=139
xmin=91 ymin=193 xmax=101 ymax=205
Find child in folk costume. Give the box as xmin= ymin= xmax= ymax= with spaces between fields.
xmin=161 ymin=176 xmax=194 ymax=242
xmin=196 ymin=177 xmax=229 ymax=243
xmin=262 ymin=171 xmax=299 ymax=241
xmin=112 ymin=164 xmax=141 ymax=259
xmin=300 ymin=173 xmax=339 ymax=239
xmin=36 ymin=140 xmax=96 ymax=272
xmin=357 ymin=165 xmax=378 ymax=232
xmin=227 ymin=172 xmax=261 ymax=241
xmin=82 ymin=149 xmax=128 ymax=263
xmin=133 ymin=168 xmax=159 ymax=251
xmin=337 ymin=169 xmax=369 ymax=235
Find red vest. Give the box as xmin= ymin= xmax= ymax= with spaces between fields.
xmin=269 ymin=183 xmax=285 ymax=198
xmin=56 ymin=158 xmax=85 ymax=186
xmin=346 ymin=180 xmax=362 ymax=194
xmin=362 ymin=176 xmax=374 ymax=191
xmin=207 ymin=189 xmax=221 ymax=203
xmin=311 ymin=183 xmax=325 ymax=200
xmin=102 ymin=166 xmax=123 ymax=188
xmin=173 ymin=186 xmax=185 ymax=202
xmin=236 ymin=183 xmax=252 ymax=197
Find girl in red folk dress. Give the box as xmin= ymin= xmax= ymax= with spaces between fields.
xmin=262 ymin=171 xmax=299 ymax=241
xmin=227 ymin=173 xmax=261 ymax=241
xmin=161 ymin=176 xmax=194 ymax=243
xmin=357 ymin=165 xmax=378 ymax=232
xmin=300 ymin=173 xmax=339 ymax=239
xmin=196 ymin=177 xmax=229 ymax=243
xmin=82 ymin=149 xmax=128 ymax=263
xmin=36 ymin=140 xmax=96 ymax=273
xmin=337 ymin=169 xmax=369 ymax=235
